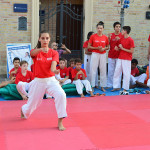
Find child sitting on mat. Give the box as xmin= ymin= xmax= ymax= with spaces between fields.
xmin=55 ymin=58 xmax=71 ymax=86
xmin=0 ymin=57 xmax=21 ymax=88
xmin=72 ymin=58 xmax=104 ymax=97
xmin=130 ymin=59 xmax=147 ymax=88
xmin=68 ymin=58 xmax=75 ymax=82
xmin=16 ymin=61 xmax=34 ymax=100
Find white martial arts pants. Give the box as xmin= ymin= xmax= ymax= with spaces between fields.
xmin=21 ymin=77 xmax=67 ymax=119
xmin=73 ymin=79 xmax=92 ymax=95
xmin=17 ymin=81 xmax=53 ymax=99
xmin=55 ymin=74 xmax=71 ymax=85
xmin=113 ymin=59 xmax=131 ymax=90
xmin=130 ymin=73 xmax=147 ymax=85
xmin=90 ymin=52 xmax=106 ymax=87
xmin=107 ymin=58 xmax=122 ymax=88
xmin=107 ymin=58 xmax=117 ymax=87
xmin=84 ymin=54 xmax=91 ymax=81
xmin=84 ymin=54 xmax=98 ymax=86
xmin=17 ymin=81 xmax=33 ymax=97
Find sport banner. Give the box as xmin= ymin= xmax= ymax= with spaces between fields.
xmin=6 ymin=43 xmax=31 ymax=78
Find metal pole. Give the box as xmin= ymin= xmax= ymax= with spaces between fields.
xmin=59 ymin=0 xmax=64 ymax=45
xmin=81 ymin=12 xmax=83 ymax=60
xmin=120 ymin=0 xmax=124 ymax=29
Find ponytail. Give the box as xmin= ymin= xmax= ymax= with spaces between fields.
xmin=96 ymin=21 xmax=104 ymax=28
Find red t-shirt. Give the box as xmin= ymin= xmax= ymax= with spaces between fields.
xmin=108 ymin=33 xmax=123 ymax=58
xmin=83 ymin=40 xmax=92 ymax=52
xmin=31 ymin=64 xmax=34 ymax=73
xmin=10 ymin=67 xmax=21 ymax=78
xmin=31 ymin=48 xmax=59 ymax=78
xmin=118 ymin=36 xmax=135 ymax=60
xmin=56 ymin=66 xmax=69 ymax=78
xmin=131 ymin=67 xmax=139 ymax=77
xmin=71 ymin=68 xmax=87 ymax=80
xmin=15 ymin=70 xmax=34 ymax=84
xmin=89 ymin=33 xmax=109 ymax=54
xmin=68 ymin=67 xmax=74 ymax=81
xmin=148 ymin=35 xmax=150 ymax=42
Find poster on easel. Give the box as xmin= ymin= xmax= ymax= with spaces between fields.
xmin=6 ymin=43 xmax=31 ymax=78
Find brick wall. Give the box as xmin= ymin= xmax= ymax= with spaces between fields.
xmin=0 ymin=0 xmax=31 ymax=75
xmin=92 ymin=0 xmax=150 ymax=66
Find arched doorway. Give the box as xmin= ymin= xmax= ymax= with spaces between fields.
xmin=39 ymin=0 xmax=83 ymax=60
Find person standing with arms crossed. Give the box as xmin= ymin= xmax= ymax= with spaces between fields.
xmin=88 ymin=21 xmax=109 ymax=92
xmin=21 ymin=31 xmax=67 ymax=131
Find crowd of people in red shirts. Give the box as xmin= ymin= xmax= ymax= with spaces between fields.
xmin=0 ymin=21 xmax=150 ymax=131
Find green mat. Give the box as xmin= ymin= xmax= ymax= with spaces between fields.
xmin=0 ymin=84 xmax=87 ymax=100
xmin=62 ymin=84 xmax=87 ymax=96
xmin=0 ymin=84 xmax=22 ymax=100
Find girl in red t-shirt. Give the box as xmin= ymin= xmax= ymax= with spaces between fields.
xmin=88 ymin=21 xmax=109 ymax=92
xmin=21 ymin=31 xmax=67 ymax=131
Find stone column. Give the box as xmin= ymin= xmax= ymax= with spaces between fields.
xmin=31 ymin=0 xmax=39 ymax=49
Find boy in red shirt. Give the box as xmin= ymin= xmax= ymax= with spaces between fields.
xmin=107 ymin=22 xmax=122 ymax=88
xmin=68 ymin=58 xmax=75 ymax=82
xmin=130 ymin=59 xmax=147 ymax=88
xmin=72 ymin=58 xmax=96 ymax=97
xmin=55 ymin=58 xmax=71 ymax=86
xmin=0 ymin=57 xmax=21 ymax=88
xmin=112 ymin=26 xmax=135 ymax=94
xmin=16 ymin=61 xmax=34 ymax=100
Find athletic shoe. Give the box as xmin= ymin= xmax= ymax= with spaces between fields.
xmin=120 ymin=91 xmax=129 ymax=95
xmin=147 ymin=79 xmax=150 ymax=87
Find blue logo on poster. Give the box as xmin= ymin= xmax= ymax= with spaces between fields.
xmin=14 ymin=4 xmax=28 ymax=13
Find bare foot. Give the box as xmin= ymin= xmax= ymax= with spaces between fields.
xmin=89 ymin=91 xmax=96 ymax=97
xmin=100 ymin=93 xmax=106 ymax=96
xmin=58 ymin=118 xmax=66 ymax=131
xmin=47 ymin=96 xmax=53 ymax=99
xmin=145 ymin=90 xmax=150 ymax=94
xmin=95 ymin=86 xmax=99 ymax=89
xmin=111 ymin=88 xmax=120 ymax=92
xmin=90 ymin=93 xmax=96 ymax=97
xmin=90 ymin=93 xmax=106 ymax=97
xmin=21 ymin=109 xmax=25 ymax=118
xmin=90 ymin=95 xmax=96 ymax=97
xmin=80 ymin=94 xmax=85 ymax=98
xmin=101 ymin=87 xmax=106 ymax=92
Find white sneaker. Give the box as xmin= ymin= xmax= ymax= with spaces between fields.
xmin=120 ymin=91 xmax=129 ymax=95
xmin=147 ymin=79 xmax=150 ymax=87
